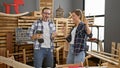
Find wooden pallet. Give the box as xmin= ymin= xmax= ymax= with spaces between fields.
xmin=87 ymin=42 xmax=120 ymax=68
xmin=0 ymin=56 xmax=33 ymax=68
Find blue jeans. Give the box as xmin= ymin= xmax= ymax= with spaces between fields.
xmin=66 ymin=44 xmax=85 ymax=64
xmin=34 ymin=48 xmax=53 ymax=68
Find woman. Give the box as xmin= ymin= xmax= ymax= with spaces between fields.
xmin=66 ymin=9 xmax=92 ymax=67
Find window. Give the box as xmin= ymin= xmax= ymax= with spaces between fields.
xmin=85 ymin=0 xmax=105 ymax=51
xmin=85 ymin=0 xmax=105 ymax=16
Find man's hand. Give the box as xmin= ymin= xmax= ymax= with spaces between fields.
xmin=31 ymin=34 xmax=36 ymax=40
xmin=51 ymin=32 xmax=57 ymax=39
xmin=31 ymin=34 xmax=42 ymax=40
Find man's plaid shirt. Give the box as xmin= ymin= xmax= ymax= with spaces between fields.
xmin=66 ymin=22 xmax=92 ymax=55
xmin=29 ymin=19 xmax=56 ymax=49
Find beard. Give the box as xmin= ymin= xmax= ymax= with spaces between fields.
xmin=42 ymin=16 xmax=51 ymax=21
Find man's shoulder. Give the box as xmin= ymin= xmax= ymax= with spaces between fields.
xmin=36 ymin=19 xmax=42 ymax=23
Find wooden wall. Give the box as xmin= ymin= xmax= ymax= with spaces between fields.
xmin=0 ymin=16 xmax=38 ymax=54
xmin=0 ymin=15 xmax=38 ymax=68
xmin=0 ymin=16 xmax=18 ymax=68
xmin=0 ymin=16 xmax=18 ymax=56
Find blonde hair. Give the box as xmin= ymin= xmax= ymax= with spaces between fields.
xmin=71 ymin=9 xmax=88 ymax=23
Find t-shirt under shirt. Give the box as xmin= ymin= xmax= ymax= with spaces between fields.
xmin=70 ymin=26 xmax=77 ymax=44
xmin=41 ymin=21 xmax=51 ymax=48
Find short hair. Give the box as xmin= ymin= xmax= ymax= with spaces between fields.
xmin=71 ymin=9 xmax=83 ymax=20
xmin=42 ymin=7 xmax=51 ymax=13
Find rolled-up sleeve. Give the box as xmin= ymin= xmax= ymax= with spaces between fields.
xmin=66 ymin=34 xmax=71 ymax=43
xmin=87 ymin=32 xmax=93 ymax=38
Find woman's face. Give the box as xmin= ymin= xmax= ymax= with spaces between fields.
xmin=71 ymin=12 xmax=80 ymax=23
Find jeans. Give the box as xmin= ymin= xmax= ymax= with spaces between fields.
xmin=66 ymin=44 xmax=85 ymax=64
xmin=34 ymin=48 xmax=53 ymax=68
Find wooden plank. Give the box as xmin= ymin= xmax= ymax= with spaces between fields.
xmin=116 ymin=43 xmax=120 ymax=55
xmin=0 ymin=21 xmax=17 ymax=23
xmin=0 ymin=24 xmax=17 ymax=27
xmin=0 ymin=40 xmax=6 ymax=44
xmin=18 ymin=20 xmax=35 ymax=22
xmin=0 ymin=44 xmax=6 ymax=47
xmin=0 ymin=33 xmax=7 ymax=36
xmin=19 ymin=47 xmax=33 ymax=50
xmin=0 ymin=21 xmax=17 ymax=24
xmin=18 ymin=23 xmax=32 ymax=26
xmin=93 ymin=51 xmax=119 ymax=57
xmin=0 ymin=12 xmax=29 ymax=17
xmin=56 ymin=45 xmax=64 ymax=64
xmin=17 ymin=26 xmax=31 ymax=28
xmin=118 ymin=47 xmax=120 ymax=68
xmin=0 ymin=17 xmax=18 ymax=20
xmin=0 ymin=30 xmax=15 ymax=33
xmin=0 ymin=48 xmax=6 ymax=56
xmin=87 ymin=51 xmax=119 ymax=65
xmin=0 ymin=37 xmax=6 ymax=40
xmin=0 ymin=27 xmax=16 ymax=30
xmin=41 ymin=4 xmax=52 ymax=7
xmin=26 ymin=50 xmax=33 ymax=53
xmin=19 ymin=16 xmax=38 ymax=20
xmin=56 ymin=63 xmax=80 ymax=68
xmin=92 ymin=51 xmax=119 ymax=62
xmin=111 ymin=42 xmax=116 ymax=58
xmin=27 ymin=60 xmax=33 ymax=62
xmin=0 ymin=56 xmax=34 ymax=68
xmin=0 ymin=64 xmax=6 ymax=68
xmin=68 ymin=24 xmax=75 ymax=27
xmin=6 ymin=33 xmax=13 ymax=53
xmin=26 ymin=53 xmax=33 ymax=57
xmin=0 ymin=22 xmax=17 ymax=25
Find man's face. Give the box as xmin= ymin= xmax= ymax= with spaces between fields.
xmin=42 ymin=9 xmax=51 ymax=20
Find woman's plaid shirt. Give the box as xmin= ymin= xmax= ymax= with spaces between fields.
xmin=66 ymin=22 xmax=92 ymax=55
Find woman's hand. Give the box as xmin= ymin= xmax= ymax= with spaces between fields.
xmin=84 ymin=19 xmax=92 ymax=35
xmin=84 ymin=18 xmax=89 ymax=25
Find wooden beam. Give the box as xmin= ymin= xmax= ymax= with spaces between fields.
xmin=18 ymin=23 xmax=33 ymax=26
xmin=92 ymin=50 xmax=119 ymax=57
xmin=118 ymin=43 xmax=120 ymax=68
xmin=0 ymin=12 xmax=29 ymax=17
xmin=18 ymin=20 xmax=35 ymax=22
xmin=19 ymin=16 xmax=38 ymax=20
xmin=91 ymin=51 xmax=118 ymax=62
xmin=55 ymin=45 xmax=64 ymax=64
xmin=56 ymin=63 xmax=80 ymax=67
xmin=111 ymin=42 xmax=116 ymax=55
xmin=6 ymin=32 xmax=13 ymax=53
xmin=87 ymin=51 xmax=119 ymax=65
xmin=0 ymin=17 xmax=17 ymax=20
xmin=0 ymin=56 xmax=34 ymax=68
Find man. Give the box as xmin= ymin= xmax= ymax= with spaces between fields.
xmin=29 ymin=7 xmax=56 ymax=68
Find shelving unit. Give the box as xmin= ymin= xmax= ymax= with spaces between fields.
xmin=53 ymin=18 xmax=74 ymax=64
